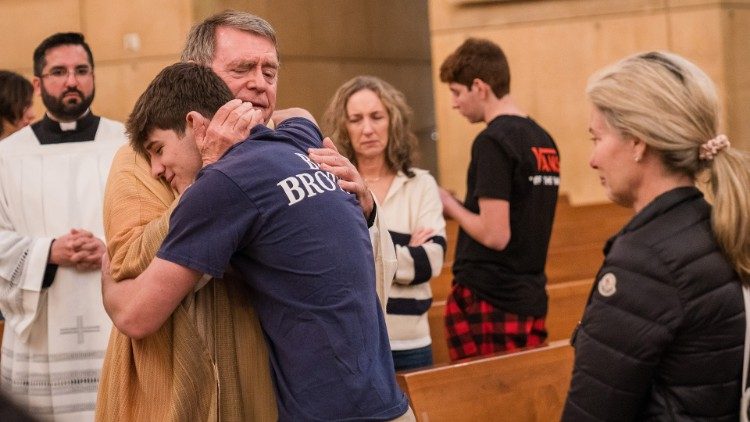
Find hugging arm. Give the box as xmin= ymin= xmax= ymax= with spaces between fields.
xmin=102 ymin=254 xmax=201 ymax=339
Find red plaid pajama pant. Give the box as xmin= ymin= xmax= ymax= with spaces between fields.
xmin=444 ymin=283 xmax=547 ymax=361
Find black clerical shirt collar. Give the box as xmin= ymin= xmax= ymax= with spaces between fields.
xmin=31 ymin=109 xmax=101 ymax=145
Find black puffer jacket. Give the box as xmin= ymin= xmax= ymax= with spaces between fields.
xmin=562 ymin=187 xmax=744 ymax=421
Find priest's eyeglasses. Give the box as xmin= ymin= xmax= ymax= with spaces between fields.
xmin=40 ymin=66 xmax=93 ymax=83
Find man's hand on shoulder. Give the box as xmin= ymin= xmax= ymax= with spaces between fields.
xmin=308 ymin=137 xmax=374 ymax=220
xmin=197 ymin=99 xmax=263 ymax=167
xmin=271 ymin=108 xmax=317 ymax=126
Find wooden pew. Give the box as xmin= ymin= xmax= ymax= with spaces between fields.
xmin=427 ymin=299 xmax=450 ymax=364
xmin=426 ymin=196 xmax=623 ymax=365
xmin=545 ymin=278 xmax=592 ymax=341
xmin=398 ymin=340 xmax=574 ymax=422
xmin=428 ymin=277 xmax=592 ymax=365
xmin=545 ymin=196 xmax=631 ymax=284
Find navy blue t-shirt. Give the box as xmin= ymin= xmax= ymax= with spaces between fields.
xmin=157 ymin=118 xmax=408 ymax=421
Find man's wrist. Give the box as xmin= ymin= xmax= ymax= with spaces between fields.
xmin=43 ymin=240 xmax=58 ymax=288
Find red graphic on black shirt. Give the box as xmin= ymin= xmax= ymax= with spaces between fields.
xmin=531 ymin=147 xmax=560 ymax=173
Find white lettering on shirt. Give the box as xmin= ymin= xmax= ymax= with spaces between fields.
xmin=294 ymin=153 xmax=320 ymax=170
xmin=277 ymin=176 xmax=307 ymax=205
xmin=528 ymin=174 xmax=560 ymax=186
xmin=277 ymin=153 xmax=344 ymax=206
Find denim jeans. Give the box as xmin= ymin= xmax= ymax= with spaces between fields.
xmin=392 ymin=344 xmax=433 ymax=371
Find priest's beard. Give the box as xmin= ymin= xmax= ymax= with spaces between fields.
xmin=41 ymin=85 xmax=95 ymax=122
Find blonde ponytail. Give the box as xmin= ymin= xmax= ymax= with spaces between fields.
xmin=708 ymin=147 xmax=750 ymax=279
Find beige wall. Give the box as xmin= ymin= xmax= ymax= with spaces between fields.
xmin=429 ymin=0 xmax=750 ymax=204
xmin=0 ymin=0 xmax=193 ymax=123
xmin=1 ymin=0 xmax=437 ymax=173
xmin=3 ymin=1 xmax=745 ymax=196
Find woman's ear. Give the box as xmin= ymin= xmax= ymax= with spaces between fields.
xmin=631 ymin=136 xmax=648 ymax=163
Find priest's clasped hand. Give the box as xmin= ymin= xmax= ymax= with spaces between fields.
xmin=49 ymin=228 xmax=106 ymax=271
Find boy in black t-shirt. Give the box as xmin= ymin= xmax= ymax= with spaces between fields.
xmin=438 ymin=38 xmax=560 ymax=361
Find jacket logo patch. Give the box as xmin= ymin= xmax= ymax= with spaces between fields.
xmin=597 ymin=273 xmax=617 ymax=297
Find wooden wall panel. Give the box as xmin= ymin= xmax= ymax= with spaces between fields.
xmin=0 ymin=0 xmax=81 ymax=70
xmin=0 ymin=0 xmax=192 ymax=127
xmin=429 ymin=0 xmax=748 ymax=204
xmin=722 ymin=6 xmax=750 ymax=151
xmin=273 ymin=0 xmax=373 ymax=58
xmin=83 ymin=0 xmax=192 ymax=62
xmin=368 ymin=0 xmax=433 ymax=60
xmin=431 ymin=12 xmax=669 ymax=203
xmin=428 ymin=0 xmax=667 ymax=33
xmin=83 ymin=0 xmax=192 ymax=122
xmin=667 ymin=8 xmax=727 ymax=129
xmin=668 ymin=0 xmax=739 ymax=7
xmin=213 ymin=0 xmax=431 ymax=61
xmin=92 ymin=59 xmax=178 ymax=123
xmin=280 ymin=61 xmax=433 ymax=130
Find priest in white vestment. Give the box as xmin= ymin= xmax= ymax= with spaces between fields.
xmin=0 ymin=32 xmax=124 ymax=421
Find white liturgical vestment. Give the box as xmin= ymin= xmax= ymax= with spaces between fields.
xmin=0 ymin=115 xmax=124 ymax=421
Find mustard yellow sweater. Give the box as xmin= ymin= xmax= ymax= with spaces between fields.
xmin=96 ymin=145 xmax=276 ymax=421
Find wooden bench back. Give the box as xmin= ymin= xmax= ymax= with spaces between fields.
xmin=397 ymin=340 xmax=574 ymax=422
xmin=439 ymin=197 xmax=629 ymax=288
xmin=425 ymin=196 xmax=624 ymax=364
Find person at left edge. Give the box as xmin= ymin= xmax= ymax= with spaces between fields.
xmin=0 ymin=32 xmax=124 ymax=420
xmin=0 ymin=70 xmax=35 ymax=141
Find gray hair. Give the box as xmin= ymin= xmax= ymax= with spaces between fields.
xmin=180 ymin=10 xmax=278 ymax=65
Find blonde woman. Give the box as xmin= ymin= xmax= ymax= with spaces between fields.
xmin=564 ymin=52 xmax=750 ymax=420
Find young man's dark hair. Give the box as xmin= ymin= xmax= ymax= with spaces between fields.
xmin=439 ymin=37 xmax=511 ymax=99
xmin=33 ymin=32 xmax=94 ymax=77
xmin=126 ymin=62 xmax=233 ymax=156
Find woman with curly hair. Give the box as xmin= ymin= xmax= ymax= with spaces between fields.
xmin=324 ymin=75 xmax=446 ymax=371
